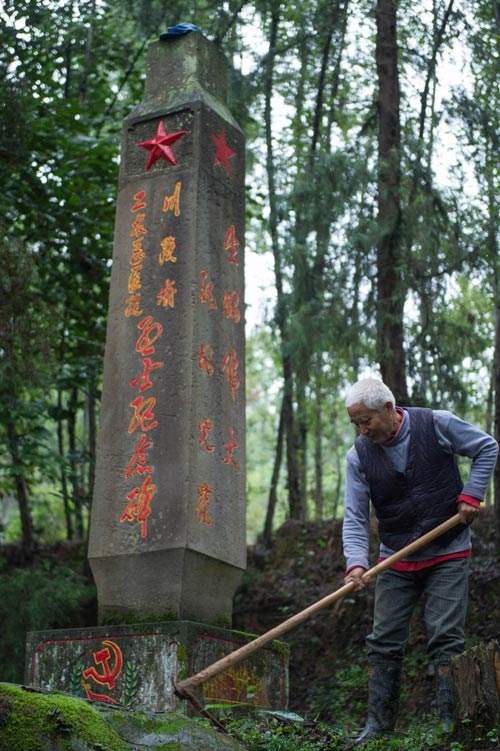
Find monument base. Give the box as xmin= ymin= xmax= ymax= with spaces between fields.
xmin=89 ymin=549 xmax=244 ymax=624
xmin=25 ymin=621 xmax=288 ymax=713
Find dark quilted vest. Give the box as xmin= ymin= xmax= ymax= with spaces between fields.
xmin=355 ymin=407 xmax=466 ymax=551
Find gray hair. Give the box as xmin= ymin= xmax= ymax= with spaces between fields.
xmin=345 ymin=378 xmax=395 ymax=410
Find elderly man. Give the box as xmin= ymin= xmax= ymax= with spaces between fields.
xmin=343 ymin=377 xmax=498 ymax=744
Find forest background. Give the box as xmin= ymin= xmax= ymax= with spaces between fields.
xmin=0 ymin=2 xmax=498 ymax=748
xmin=0 ymin=0 xmax=498 ymax=554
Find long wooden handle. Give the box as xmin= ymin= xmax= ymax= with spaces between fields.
xmin=176 ymin=513 xmax=462 ymax=695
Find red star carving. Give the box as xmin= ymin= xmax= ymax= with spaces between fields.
xmin=210 ymin=129 xmax=236 ymax=175
xmin=137 ymin=120 xmax=187 ymax=171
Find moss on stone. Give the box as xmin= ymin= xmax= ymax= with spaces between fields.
xmin=269 ymin=639 xmax=290 ymax=657
xmin=100 ymin=610 xmax=179 ymax=626
xmin=0 ymin=684 xmax=244 ymax=750
xmin=0 ymin=683 xmax=129 ymax=751
xmin=106 ymin=709 xmax=189 ymax=735
xmin=212 ymin=614 xmax=232 ymax=629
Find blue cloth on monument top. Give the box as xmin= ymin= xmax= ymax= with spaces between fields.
xmin=160 ymin=23 xmax=200 ymax=40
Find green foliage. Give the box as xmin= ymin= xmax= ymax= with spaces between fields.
xmin=0 ymin=562 xmax=95 ymax=682
xmin=309 ymin=663 xmax=366 ymax=730
xmin=122 ymin=661 xmax=140 ymax=707
xmin=226 ymin=714 xmax=486 ymax=751
xmin=69 ymin=661 xmax=86 ymax=698
xmin=227 ymin=716 xmax=344 ymax=751
xmin=0 ymin=0 xmax=498 ymax=544
xmin=226 ymin=710 xmax=499 ymax=751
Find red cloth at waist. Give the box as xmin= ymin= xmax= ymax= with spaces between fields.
xmin=378 ymin=549 xmax=471 ymax=572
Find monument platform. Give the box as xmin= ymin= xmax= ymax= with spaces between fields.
xmin=25 ymin=620 xmax=288 ymax=713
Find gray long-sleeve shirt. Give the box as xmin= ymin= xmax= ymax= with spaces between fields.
xmin=343 ymin=409 xmax=499 ymax=571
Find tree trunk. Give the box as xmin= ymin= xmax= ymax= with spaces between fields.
xmin=86 ymin=379 xmax=97 ymax=513
xmin=313 ymin=361 xmax=324 ymax=520
xmin=326 ymin=1 xmax=349 ymax=147
xmin=493 ymin=302 xmax=500 ymax=552
xmin=287 ymin=22 xmax=313 ymax=516
xmin=6 ymin=418 xmax=34 ymax=555
xmin=264 ymin=5 xmax=304 ymax=520
xmin=57 ymin=387 xmax=73 ymax=540
xmin=375 ymin=0 xmax=408 ymax=403
xmin=485 ymin=131 xmax=500 ymax=550
xmin=78 ymin=0 xmax=96 ymax=104
xmin=296 ymin=379 xmax=308 ymax=518
xmin=332 ymin=449 xmax=342 ymax=519
xmin=310 ymin=0 xmax=342 ymax=158
xmin=68 ymin=386 xmax=84 ymax=540
xmin=451 ymin=640 xmax=500 ymax=744
xmin=262 ymin=395 xmax=285 ymax=545
xmin=292 ymin=2 xmax=348 ymax=512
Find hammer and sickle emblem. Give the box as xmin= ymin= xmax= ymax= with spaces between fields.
xmin=82 ymin=639 xmax=123 ymax=691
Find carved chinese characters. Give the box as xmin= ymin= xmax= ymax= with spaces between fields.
xmin=121 ymin=312 xmax=164 ymax=538
xmin=125 ymin=192 xmax=147 ymax=318
xmin=223 ymin=225 xmax=240 ymax=265
xmin=88 ymin=35 xmax=246 ymax=623
xmin=193 ymin=125 xmax=243 ymax=531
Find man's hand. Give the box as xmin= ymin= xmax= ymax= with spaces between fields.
xmin=344 ymin=566 xmax=367 ymax=590
xmin=458 ymin=502 xmax=479 ymax=525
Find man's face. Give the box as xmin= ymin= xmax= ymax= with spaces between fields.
xmin=347 ymin=401 xmax=396 ymax=444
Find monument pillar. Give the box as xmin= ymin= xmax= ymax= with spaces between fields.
xmin=25 ymin=30 xmax=288 ymax=715
xmin=88 ymin=31 xmax=246 ymax=624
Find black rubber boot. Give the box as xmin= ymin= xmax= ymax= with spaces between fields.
xmin=435 ymin=663 xmax=455 ymax=733
xmin=352 ymin=657 xmax=401 ymax=746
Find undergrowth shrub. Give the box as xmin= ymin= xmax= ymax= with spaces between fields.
xmin=0 ymin=561 xmax=95 ymax=682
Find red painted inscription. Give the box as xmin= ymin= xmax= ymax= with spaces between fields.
xmin=198 ymin=343 xmax=215 ymax=376
xmin=223 ymin=291 xmax=241 ymax=323
xmin=125 ymin=192 xmax=148 ymax=318
xmin=221 ymin=348 xmax=240 ymax=401
xmin=129 ymin=357 xmax=163 ymax=393
xmin=120 ymin=475 xmax=157 ymax=538
xmin=199 ymin=270 xmax=217 ymax=310
xmin=159 ymin=236 xmax=177 ymax=264
xmin=223 ymin=427 xmax=240 ymax=470
xmin=223 ymin=225 xmax=240 ymax=266
xmin=130 ymin=190 xmax=146 ymax=213
xmin=135 ymin=315 xmax=164 ymax=356
xmin=198 ymin=418 xmax=215 ymax=454
xmin=162 ymin=181 xmax=182 ymax=216
xmin=197 ymin=483 xmax=214 ymax=526
xmin=156 ymin=278 xmax=177 ymax=308
xmin=128 ymin=396 xmax=158 ymax=434
xmin=124 ymin=434 xmax=153 ymax=479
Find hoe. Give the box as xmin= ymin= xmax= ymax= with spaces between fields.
xmin=175 ymin=513 xmax=463 ymax=730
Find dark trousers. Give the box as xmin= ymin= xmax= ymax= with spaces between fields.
xmin=366 ymin=558 xmax=469 ymax=666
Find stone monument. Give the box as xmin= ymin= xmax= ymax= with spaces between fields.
xmin=89 ymin=27 xmax=246 ymax=627
xmin=25 ymin=29 xmax=288 ymax=714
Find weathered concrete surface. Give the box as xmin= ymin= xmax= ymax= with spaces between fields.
xmin=88 ymin=31 xmax=246 ymax=624
xmin=0 ymin=683 xmax=244 ymax=751
xmin=25 ymin=621 xmax=289 ymax=713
